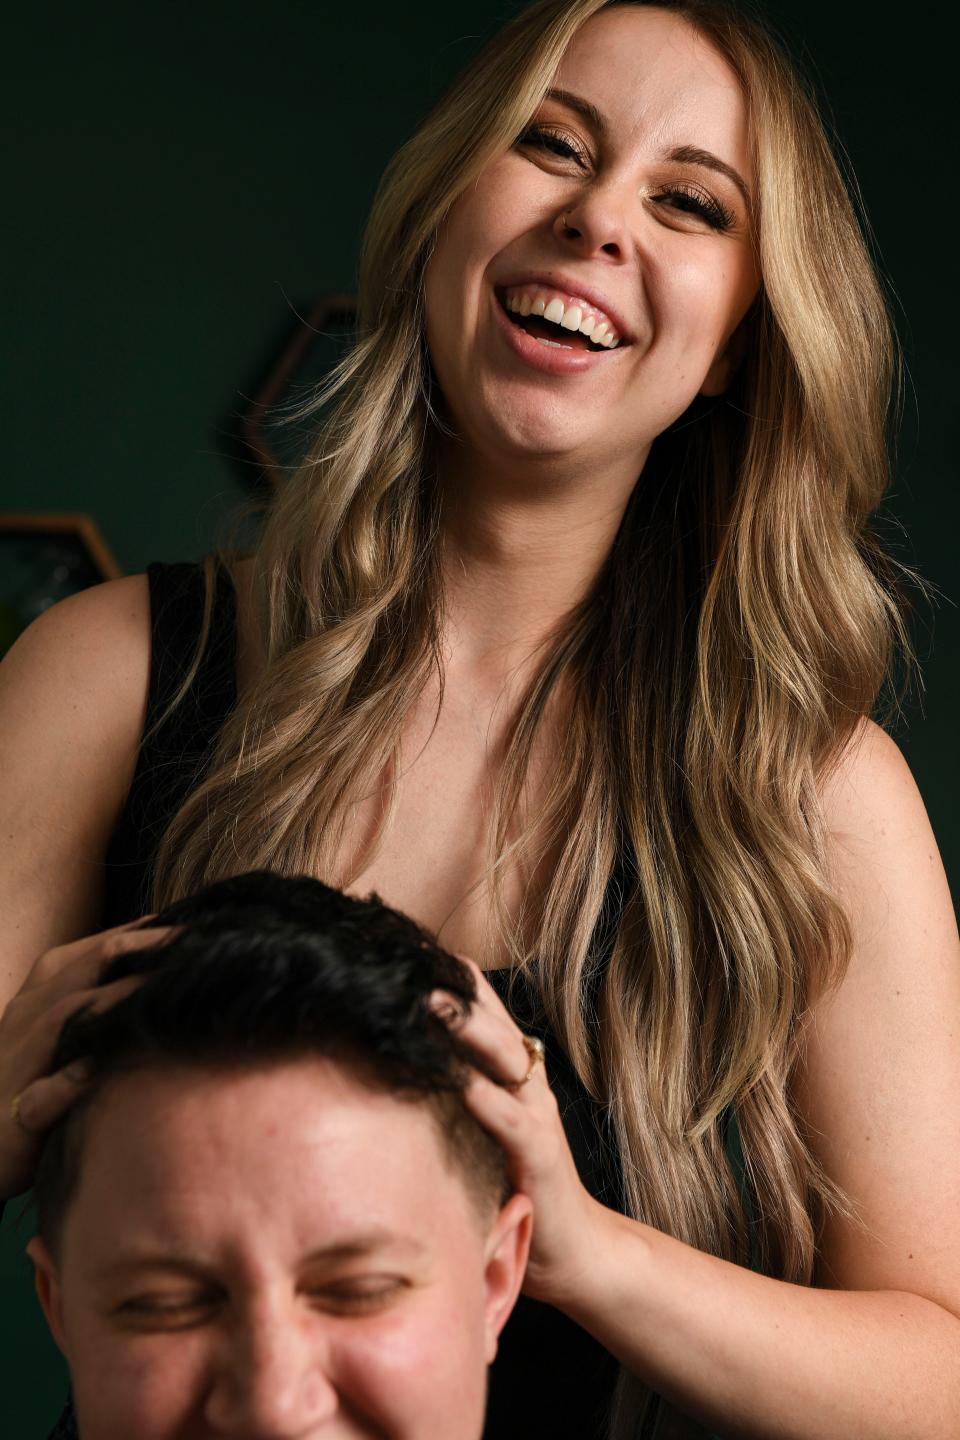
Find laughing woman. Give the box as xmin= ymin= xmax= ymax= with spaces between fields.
xmin=2 ymin=1 xmax=959 ymax=1436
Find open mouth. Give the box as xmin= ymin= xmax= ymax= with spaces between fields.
xmin=495 ymin=288 xmax=616 ymax=352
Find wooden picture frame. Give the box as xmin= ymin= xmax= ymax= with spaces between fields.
xmin=0 ymin=511 xmax=122 ymax=656
xmin=242 ymin=294 xmax=359 ymax=485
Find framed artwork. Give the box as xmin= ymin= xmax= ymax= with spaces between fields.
xmin=0 ymin=513 xmax=121 ymax=658
xmin=242 ymin=294 xmax=359 ymax=485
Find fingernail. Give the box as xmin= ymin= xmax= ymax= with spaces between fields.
xmin=65 ymin=1061 xmax=93 ymax=1084
xmin=427 ymin=991 xmax=464 ymax=1026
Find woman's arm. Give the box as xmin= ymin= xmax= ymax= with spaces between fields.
xmin=0 ymin=575 xmax=151 ymax=1013
xmin=0 ymin=576 xmax=160 ymax=1199
xmin=443 ymin=721 xmax=960 ymax=1438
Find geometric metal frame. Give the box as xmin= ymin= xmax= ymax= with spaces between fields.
xmin=0 ymin=511 xmax=122 ymax=580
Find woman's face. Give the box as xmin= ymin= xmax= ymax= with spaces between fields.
xmin=424 ymin=4 xmax=761 ymax=477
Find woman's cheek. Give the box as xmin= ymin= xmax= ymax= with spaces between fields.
xmin=651 ymin=253 xmax=718 ymax=354
xmin=637 ymin=256 xmax=743 ymax=410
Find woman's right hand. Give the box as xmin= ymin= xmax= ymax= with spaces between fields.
xmin=0 ymin=919 xmax=172 ymax=1201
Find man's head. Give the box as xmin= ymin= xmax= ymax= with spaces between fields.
xmin=28 ymin=874 xmax=531 ymax=1439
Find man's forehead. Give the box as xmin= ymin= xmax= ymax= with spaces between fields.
xmin=65 ymin=1057 xmax=480 ymax=1271
xmin=86 ymin=1054 xmax=443 ymax=1149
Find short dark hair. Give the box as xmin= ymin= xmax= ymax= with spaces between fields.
xmin=34 ymin=873 xmax=507 ymax=1252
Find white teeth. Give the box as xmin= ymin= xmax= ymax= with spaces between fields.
xmin=537 ymin=337 xmax=572 ymax=348
xmin=503 ymin=288 xmax=622 ymax=348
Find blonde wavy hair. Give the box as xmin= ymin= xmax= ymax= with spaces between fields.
xmin=154 ymin=1 xmax=905 ymax=1430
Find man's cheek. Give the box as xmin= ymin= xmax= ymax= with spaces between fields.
xmin=338 ymin=1293 xmax=488 ymax=1422
xmin=70 ymin=1333 xmax=207 ymax=1439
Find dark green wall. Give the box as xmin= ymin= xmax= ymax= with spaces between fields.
xmin=3 ymin=4 xmax=956 ymax=1433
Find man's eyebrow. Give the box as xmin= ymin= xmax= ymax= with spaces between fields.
xmin=543 ymin=87 xmax=753 ymax=211
xmin=301 ymin=1230 xmax=428 ymax=1264
xmin=93 ymin=1253 xmax=212 ymax=1283
xmin=93 ymin=1231 xmax=427 ymax=1280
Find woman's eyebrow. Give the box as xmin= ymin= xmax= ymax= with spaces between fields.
xmin=543 ymin=87 xmax=752 ymax=211
xmin=545 ymin=85 xmax=607 ymax=134
xmin=667 ymin=144 xmax=753 ymax=211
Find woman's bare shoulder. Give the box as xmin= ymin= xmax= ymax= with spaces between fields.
xmin=0 ymin=573 xmax=151 ymax=728
xmin=798 ymin=718 xmax=960 ymax=1310
xmin=0 ymin=576 xmax=153 ymax=999
xmin=815 ymin=717 xmax=954 ymax=945
xmin=818 ymin=716 xmax=919 ymax=830
xmin=815 ymin=717 xmax=956 ymax=1005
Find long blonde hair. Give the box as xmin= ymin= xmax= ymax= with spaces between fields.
xmin=155 ymin=0 xmax=905 ymax=1426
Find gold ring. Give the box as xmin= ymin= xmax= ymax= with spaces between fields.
xmin=9 ymin=1093 xmax=27 ymax=1131
xmin=513 ymin=1034 xmax=546 ymax=1088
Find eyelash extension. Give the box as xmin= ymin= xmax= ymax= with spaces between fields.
xmin=654 ymin=183 xmax=735 ymax=233
xmin=515 ymin=125 xmax=736 ymax=232
xmin=516 ymin=123 xmax=590 ymax=166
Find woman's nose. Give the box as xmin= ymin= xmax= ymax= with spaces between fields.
xmin=205 ymin=1305 xmax=340 ymax=1436
xmin=553 ymin=185 xmax=631 ymax=262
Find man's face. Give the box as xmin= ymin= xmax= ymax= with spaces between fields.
xmin=29 ymin=1059 xmax=530 ymax=1439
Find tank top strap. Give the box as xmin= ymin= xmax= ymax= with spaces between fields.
xmin=145 ymin=559 xmax=238 ymax=749
xmin=101 ymin=560 xmax=237 ymax=925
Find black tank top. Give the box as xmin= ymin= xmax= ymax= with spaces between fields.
xmin=41 ymin=561 xmax=751 ymax=1439
xmin=70 ymin=561 xmax=625 ymax=1439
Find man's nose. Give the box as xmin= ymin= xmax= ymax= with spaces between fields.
xmin=204 ymin=1303 xmax=340 ymax=1436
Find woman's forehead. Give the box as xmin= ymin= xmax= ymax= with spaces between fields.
xmin=553 ymin=6 xmax=753 ymax=185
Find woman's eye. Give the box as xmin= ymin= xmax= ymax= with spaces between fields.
xmin=513 ymin=129 xmax=735 ymax=233
xmin=515 ymin=125 xmax=587 ymax=167
xmin=652 ymin=185 xmax=735 ymax=233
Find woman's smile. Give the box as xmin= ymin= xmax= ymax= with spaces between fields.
xmin=497 ymin=275 xmax=632 ymax=348
xmin=491 ymin=277 xmax=631 ymax=376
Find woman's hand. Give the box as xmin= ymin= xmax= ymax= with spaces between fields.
xmin=0 ymin=919 xmax=172 ymax=1201
xmin=429 ymin=957 xmax=605 ymax=1310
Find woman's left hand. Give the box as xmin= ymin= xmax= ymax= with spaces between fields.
xmin=428 ymin=957 xmax=604 ymax=1309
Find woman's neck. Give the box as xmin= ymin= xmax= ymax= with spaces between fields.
xmin=438 ymin=440 xmax=645 ymax=674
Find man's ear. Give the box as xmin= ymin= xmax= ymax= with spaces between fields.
xmin=699 ymin=318 xmax=749 ymax=397
xmin=482 ymin=1192 xmax=533 ymax=1364
xmin=26 ymin=1236 xmax=68 ymax=1356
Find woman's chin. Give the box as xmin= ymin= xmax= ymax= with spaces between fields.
xmin=468 ymin=395 xmax=601 ymax=468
